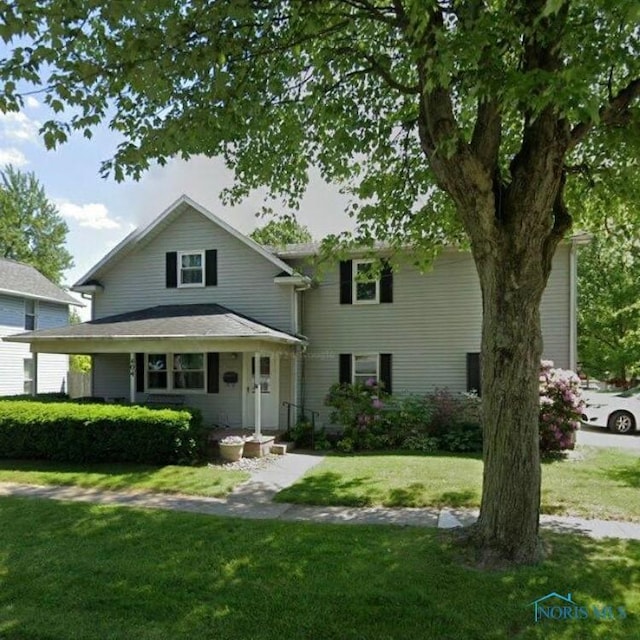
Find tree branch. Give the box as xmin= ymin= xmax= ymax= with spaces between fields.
xmin=569 ymin=76 xmax=640 ymax=150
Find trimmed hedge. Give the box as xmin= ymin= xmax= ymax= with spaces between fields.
xmin=0 ymin=401 xmax=204 ymax=465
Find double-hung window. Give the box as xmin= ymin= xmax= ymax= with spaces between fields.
xmin=23 ymin=357 xmax=34 ymax=394
xmin=353 ymin=259 xmax=379 ymax=304
xmin=172 ymin=353 xmax=205 ymax=390
xmin=178 ymin=251 xmax=204 ymax=287
xmin=24 ymin=299 xmax=37 ymax=330
xmin=146 ymin=353 xmax=205 ymax=392
xmin=353 ymin=354 xmax=379 ymax=386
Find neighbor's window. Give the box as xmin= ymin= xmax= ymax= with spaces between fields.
xmin=173 ymin=353 xmax=205 ymax=390
xmin=353 ymin=354 xmax=378 ymax=385
xmin=24 ymin=299 xmax=37 ymax=330
xmin=178 ymin=251 xmax=204 ymax=287
xmin=147 ymin=354 xmax=168 ymax=389
xmin=23 ymin=357 xmax=34 ymax=394
xmin=353 ymin=260 xmax=379 ymax=304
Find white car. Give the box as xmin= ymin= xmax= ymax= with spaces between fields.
xmin=581 ymin=387 xmax=640 ymax=434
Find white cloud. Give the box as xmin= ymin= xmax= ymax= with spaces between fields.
xmin=0 ymin=111 xmax=41 ymax=143
xmin=25 ymin=96 xmax=40 ymax=109
xmin=0 ymin=147 xmax=28 ymax=167
xmin=56 ymin=200 xmax=122 ymax=230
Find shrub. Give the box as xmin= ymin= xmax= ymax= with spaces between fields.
xmin=539 ymin=362 xmax=584 ymax=455
xmin=325 ymin=381 xmax=389 ymax=450
xmin=285 ymin=419 xmax=331 ymax=450
xmin=0 ymin=401 xmax=204 ymax=465
xmin=439 ymin=423 xmax=483 ymax=453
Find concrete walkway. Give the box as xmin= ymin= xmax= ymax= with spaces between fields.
xmin=1 ymin=452 xmax=640 ymax=541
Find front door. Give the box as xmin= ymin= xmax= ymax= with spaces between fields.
xmin=243 ymin=353 xmax=280 ymax=429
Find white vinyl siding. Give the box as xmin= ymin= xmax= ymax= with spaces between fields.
xmin=298 ymin=246 xmax=572 ymax=427
xmin=0 ymin=295 xmax=70 ymax=395
xmin=92 ymin=206 xmax=294 ymax=332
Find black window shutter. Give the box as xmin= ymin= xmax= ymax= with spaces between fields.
xmin=135 ymin=353 xmax=145 ymax=393
xmin=380 ymin=261 xmax=393 ymax=303
xmin=380 ymin=354 xmax=392 ymax=394
xmin=339 ymin=260 xmax=353 ymax=304
xmin=467 ymin=352 xmax=481 ymax=396
xmin=207 ymin=353 xmax=220 ymax=394
xmin=205 ymin=249 xmax=217 ymax=286
xmin=166 ymin=252 xmax=177 ymax=288
xmin=339 ymin=353 xmax=352 ymax=384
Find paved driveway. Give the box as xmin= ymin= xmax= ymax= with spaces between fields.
xmin=577 ymin=424 xmax=640 ymax=452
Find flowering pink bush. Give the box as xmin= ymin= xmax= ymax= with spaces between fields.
xmin=539 ymin=361 xmax=584 ymax=455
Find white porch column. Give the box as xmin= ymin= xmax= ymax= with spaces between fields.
xmin=254 ymin=351 xmax=262 ymax=439
xmin=32 ymin=352 xmax=38 ymax=396
xmin=129 ymin=353 xmax=136 ymax=403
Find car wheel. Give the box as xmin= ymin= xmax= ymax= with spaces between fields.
xmin=607 ymin=411 xmax=635 ymax=434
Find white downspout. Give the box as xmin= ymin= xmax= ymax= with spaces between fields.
xmin=569 ymin=242 xmax=577 ymax=372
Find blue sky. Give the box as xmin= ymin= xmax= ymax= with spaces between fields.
xmin=0 ymin=98 xmax=353 ymax=315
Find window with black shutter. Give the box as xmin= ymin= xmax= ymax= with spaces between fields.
xmin=467 ymin=352 xmax=481 ymax=396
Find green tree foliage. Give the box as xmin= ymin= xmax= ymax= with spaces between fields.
xmin=250 ymin=216 xmax=312 ymax=248
xmin=0 ymin=166 xmax=73 ymax=284
xmin=578 ymin=221 xmax=640 ymax=384
xmin=1 ymin=1 xmax=639 ymax=565
xmin=68 ymin=310 xmax=92 ymax=373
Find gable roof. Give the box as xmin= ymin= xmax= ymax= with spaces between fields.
xmin=73 ymin=195 xmax=294 ymax=288
xmin=6 ymin=303 xmax=303 ymax=344
xmin=0 ymin=258 xmax=81 ymax=306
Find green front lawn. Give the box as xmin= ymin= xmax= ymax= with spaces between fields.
xmin=0 ymin=459 xmax=248 ymax=497
xmin=0 ymin=497 xmax=638 ymax=639
xmin=276 ymin=448 xmax=640 ymax=521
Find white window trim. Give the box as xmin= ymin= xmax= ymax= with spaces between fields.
xmin=352 ymin=259 xmax=380 ymax=305
xmin=24 ymin=298 xmax=38 ymax=330
xmin=177 ymin=250 xmax=205 ymax=288
xmin=145 ymin=352 xmax=207 ymax=394
xmin=352 ymin=353 xmax=380 ymax=385
xmin=23 ymin=357 xmax=34 ymax=394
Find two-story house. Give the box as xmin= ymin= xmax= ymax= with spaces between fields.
xmin=5 ymin=196 xmax=585 ymax=430
xmin=0 ymin=258 xmax=80 ymax=395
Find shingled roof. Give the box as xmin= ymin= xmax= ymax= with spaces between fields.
xmin=0 ymin=258 xmax=80 ymax=306
xmin=7 ymin=303 xmax=302 ymax=344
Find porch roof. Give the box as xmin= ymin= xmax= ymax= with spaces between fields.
xmin=4 ymin=303 xmax=304 ymax=351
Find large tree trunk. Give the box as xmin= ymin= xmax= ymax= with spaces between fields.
xmin=471 ymin=236 xmax=553 ymax=566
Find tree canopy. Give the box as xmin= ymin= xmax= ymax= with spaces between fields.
xmin=250 ymin=216 xmax=312 ymax=248
xmin=578 ymin=204 xmax=640 ymax=385
xmin=2 ymin=0 xmax=639 ymax=566
xmin=0 ymin=165 xmax=73 ymax=284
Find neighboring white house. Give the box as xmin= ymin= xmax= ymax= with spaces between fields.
xmin=0 ymin=258 xmax=80 ymax=396
xmin=5 ymin=196 xmax=586 ymax=428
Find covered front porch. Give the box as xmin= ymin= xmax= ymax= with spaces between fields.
xmin=5 ymin=303 xmax=305 ymax=435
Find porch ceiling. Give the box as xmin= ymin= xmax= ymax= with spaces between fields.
xmin=3 ymin=303 xmax=304 ymax=354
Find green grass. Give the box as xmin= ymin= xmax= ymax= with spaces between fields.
xmin=276 ymin=448 xmax=640 ymax=521
xmin=0 ymin=459 xmax=248 ymax=497
xmin=0 ymin=496 xmax=639 ymax=639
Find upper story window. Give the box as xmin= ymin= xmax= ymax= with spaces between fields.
xmin=178 ymin=251 xmax=204 ymax=287
xmin=24 ymin=299 xmax=37 ymax=330
xmin=166 ymin=250 xmax=217 ymax=289
xmin=340 ymin=259 xmax=392 ymax=305
xmin=353 ymin=259 xmax=379 ymax=304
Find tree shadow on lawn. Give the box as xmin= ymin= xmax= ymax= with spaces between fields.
xmin=603 ymin=460 xmax=640 ymax=488
xmin=274 ymin=471 xmax=377 ymax=506
xmin=1 ymin=497 xmax=639 ymax=639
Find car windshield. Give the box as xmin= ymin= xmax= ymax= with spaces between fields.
xmin=617 ymin=386 xmax=640 ymax=398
